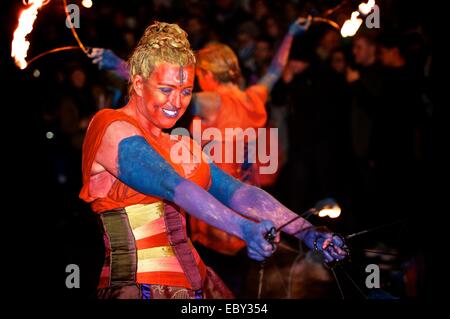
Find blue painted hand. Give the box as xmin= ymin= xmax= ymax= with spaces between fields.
xmin=88 ymin=48 xmax=123 ymax=71
xmin=242 ymin=220 xmax=277 ymax=262
xmin=301 ymin=227 xmax=349 ymax=264
xmin=288 ymin=16 xmax=312 ymax=36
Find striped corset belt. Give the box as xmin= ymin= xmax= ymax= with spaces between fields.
xmin=98 ymin=201 xmax=206 ymax=290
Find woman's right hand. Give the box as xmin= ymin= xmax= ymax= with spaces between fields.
xmin=242 ymin=220 xmax=276 ymax=261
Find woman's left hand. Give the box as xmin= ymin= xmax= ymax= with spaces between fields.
xmin=301 ymin=227 xmax=349 ymax=264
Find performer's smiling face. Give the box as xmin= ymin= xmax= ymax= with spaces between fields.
xmin=133 ymin=62 xmax=194 ymax=129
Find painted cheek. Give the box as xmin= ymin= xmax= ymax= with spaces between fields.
xmin=146 ymin=93 xmax=168 ymax=121
xmin=154 ymin=91 xmax=169 ymax=105
xmin=147 ymin=93 xmax=167 ymax=113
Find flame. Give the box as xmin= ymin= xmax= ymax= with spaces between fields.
xmin=340 ymin=11 xmax=363 ymax=37
xmin=318 ymin=207 xmax=341 ymax=218
xmin=81 ymin=0 xmax=93 ymax=9
xmin=11 ymin=0 xmax=50 ymax=69
xmin=359 ymin=0 xmax=376 ymax=15
xmin=340 ymin=0 xmax=376 ymax=38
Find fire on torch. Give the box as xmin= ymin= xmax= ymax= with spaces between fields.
xmin=341 ymin=0 xmax=376 ymax=37
xmin=11 ymin=0 xmax=90 ymax=70
xmin=11 ymin=0 xmax=50 ymax=69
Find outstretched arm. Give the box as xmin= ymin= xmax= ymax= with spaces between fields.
xmin=94 ymin=121 xmax=274 ymax=261
xmin=88 ymin=48 xmax=130 ymax=80
xmin=208 ymin=163 xmax=348 ymax=262
xmin=258 ymin=16 xmax=312 ymax=91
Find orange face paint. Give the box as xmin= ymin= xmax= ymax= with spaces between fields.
xmin=138 ymin=63 xmax=195 ymax=130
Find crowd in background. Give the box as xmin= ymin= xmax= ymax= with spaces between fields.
xmin=6 ymin=0 xmax=434 ymax=298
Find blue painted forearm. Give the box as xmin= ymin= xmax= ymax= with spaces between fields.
xmin=208 ymin=163 xmax=244 ymax=206
xmin=100 ymin=49 xmax=130 ymax=81
xmin=258 ymin=34 xmax=294 ymax=91
xmin=259 ymin=21 xmax=308 ymax=91
xmin=229 ymin=184 xmax=313 ymax=239
xmin=207 ymin=163 xmax=310 ymax=238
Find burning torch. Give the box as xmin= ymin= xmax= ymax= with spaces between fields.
xmin=11 ymin=0 xmax=91 ymax=70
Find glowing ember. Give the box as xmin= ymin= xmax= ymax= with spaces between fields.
xmin=82 ymin=0 xmax=93 ymax=9
xmin=340 ymin=0 xmax=376 ymax=38
xmin=11 ymin=0 xmax=50 ymax=69
xmin=318 ymin=207 xmax=341 ymax=218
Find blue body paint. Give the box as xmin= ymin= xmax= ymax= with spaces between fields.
xmin=115 ymin=135 xmax=344 ymax=263
xmin=115 ymin=135 xmax=279 ymax=261
xmin=258 ymin=21 xmax=309 ymax=91
xmin=141 ymin=284 xmax=151 ymax=299
xmin=118 ymin=135 xmax=184 ymax=201
xmin=208 ymin=162 xmax=243 ymax=206
xmin=97 ymin=49 xmax=130 ymax=80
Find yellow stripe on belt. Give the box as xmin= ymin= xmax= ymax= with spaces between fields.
xmin=125 ymin=202 xmax=165 ymax=229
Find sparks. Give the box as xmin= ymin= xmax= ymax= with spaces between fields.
xmin=11 ymin=0 xmax=50 ymax=69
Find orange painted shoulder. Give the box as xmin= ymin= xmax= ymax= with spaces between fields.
xmin=80 ymin=109 xmax=139 ymax=204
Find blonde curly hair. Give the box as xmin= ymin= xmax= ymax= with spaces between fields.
xmin=196 ymin=43 xmax=241 ymax=84
xmin=128 ymin=21 xmax=195 ymax=90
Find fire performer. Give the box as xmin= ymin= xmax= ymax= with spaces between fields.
xmin=88 ymin=18 xmax=311 ymax=254
xmin=82 ymin=21 xmax=347 ymax=299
